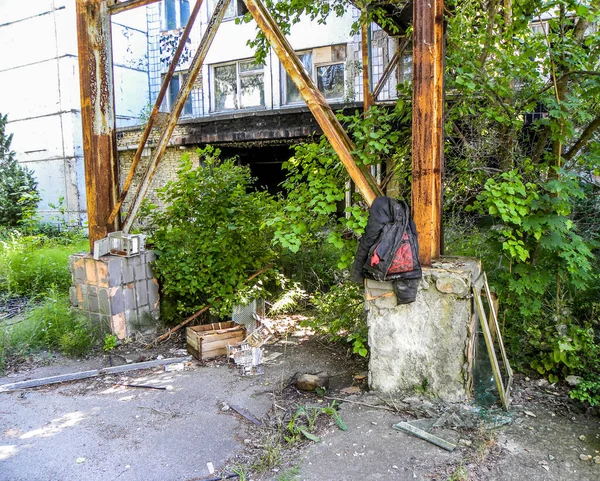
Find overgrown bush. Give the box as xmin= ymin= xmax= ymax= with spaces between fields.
xmin=0 ymin=113 xmax=40 ymax=226
xmin=140 ymin=146 xmax=278 ymax=320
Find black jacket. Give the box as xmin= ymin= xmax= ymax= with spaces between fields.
xmin=350 ymin=196 xmax=422 ymax=283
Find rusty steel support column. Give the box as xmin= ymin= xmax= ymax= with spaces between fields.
xmin=108 ymin=0 xmax=204 ymax=226
xmin=412 ymin=0 xmax=444 ymax=266
xmin=122 ymin=0 xmax=230 ymax=231
xmin=361 ymin=14 xmax=373 ymax=112
xmin=76 ymin=0 xmax=120 ymax=251
xmin=244 ymin=0 xmax=381 ymax=205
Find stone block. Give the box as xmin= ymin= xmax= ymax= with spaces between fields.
xmin=88 ymin=293 xmax=99 ymax=313
xmin=124 ymin=286 xmax=136 ymax=310
xmin=111 ymin=313 xmax=127 ymax=339
xmin=69 ymin=286 xmax=78 ymax=307
xmin=366 ymin=257 xmax=480 ymax=402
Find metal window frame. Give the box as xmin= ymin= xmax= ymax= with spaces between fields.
xmin=211 ymin=59 xmax=265 ymax=112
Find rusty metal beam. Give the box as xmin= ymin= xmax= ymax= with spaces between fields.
xmin=122 ymin=0 xmax=230 ymax=232
xmin=76 ymin=0 xmax=120 ymax=251
xmin=108 ymin=0 xmax=204 ymax=226
xmin=412 ymin=0 xmax=444 ymax=266
xmin=243 ymin=0 xmax=382 ymax=206
xmin=108 ymin=0 xmax=161 ymax=15
xmin=372 ymin=34 xmax=411 ymax=101
xmin=361 ymin=14 xmax=373 ymax=112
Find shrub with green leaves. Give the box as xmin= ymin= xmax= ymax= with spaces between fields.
xmin=140 ymin=146 xmax=277 ymax=319
xmin=0 ymin=113 xmax=40 ymax=227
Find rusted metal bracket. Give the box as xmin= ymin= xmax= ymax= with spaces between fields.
xmin=243 ymin=0 xmax=383 ymax=206
xmin=122 ymin=0 xmax=230 ymax=232
xmin=372 ymin=34 xmax=411 ymax=101
xmin=108 ymin=0 xmax=204 ymax=226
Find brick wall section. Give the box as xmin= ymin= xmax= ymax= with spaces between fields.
xmin=68 ymin=251 xmax=160 ymax=339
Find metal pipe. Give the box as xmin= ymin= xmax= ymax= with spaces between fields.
xmin=108 ymin=0 xmax=162 ymax=15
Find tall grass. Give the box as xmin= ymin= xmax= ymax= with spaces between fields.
xmin=0 ymin=231 xmax=88 ymax=296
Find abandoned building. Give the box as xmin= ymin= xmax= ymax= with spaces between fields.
xmin=0 ymin=0 xmax=411 ymax=224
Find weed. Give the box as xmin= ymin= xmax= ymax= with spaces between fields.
xmin=103 ymin=334 xmax=118 ymax=352
xmin=276 ymin=465 xmax=301 ymax=481
xmin=446 ymin=463 xmax=469 ymax=481
xmin=252 ymin=433 xmax=283 ymax=474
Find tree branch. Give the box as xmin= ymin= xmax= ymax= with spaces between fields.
xmin=564 ymin=114 xmax=600 ymax=161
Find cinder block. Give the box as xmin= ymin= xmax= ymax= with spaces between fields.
xmin=88 ymin=293 xmax=99 ymax=313
xmin=95 ymin=261 xmax=110 ymax=288
xmin=107 ymin=257 xmax=122 ymax=286
xmin=124 ymin=286 xmax=136 ymax=310
xmin=122 ymin=261 xmax=135 ymax=284
xmin=110 ymin=287 xmax=124 ymax=315
xmin=98 ymin=288 xmax=110 ymax=316
xmin=147 ymin=278 xmax=160 ymax=310
xmin=85 ymin=258 xmax=97 ymax=284
xmin=134 ymin=263 xmax=146 ymax=282
xmin=135 ymin=281 xmax=148 ymax=307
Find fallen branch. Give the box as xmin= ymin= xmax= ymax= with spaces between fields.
xmin=118 ymin=383 xmax=167 ymax=390
xmin=323 ymin=396 xmax=397 ymax=412
xmin=146 ymin=263 xmax=275 ymax=348
xmin=0 ymin=356 xmax=191 ymax=393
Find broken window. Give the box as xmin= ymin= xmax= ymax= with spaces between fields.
xmin=213 ymin=60 xmax=264 ymax=112
xmin=282 ymin=52 xmax=313 ymax=105
xmin=164 ymin=0 xmax=190 ymax=30
xmin=317 ymin=63 xmax=345 ymax=100
xmin=282 ymin=46 xmax=347 ymax=103
xmin=163 ymin=72 xmax=194 ymax=116
xmin=209 ymin=0 xmax=248 ymax=20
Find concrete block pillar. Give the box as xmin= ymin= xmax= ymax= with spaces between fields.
xmin=68 ymin=251 xmax=160 ymax=339
xmin=365 ymin=257 xmax=480 ymax=402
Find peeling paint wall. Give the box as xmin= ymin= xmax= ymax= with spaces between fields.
xmin=0 ymin=1 xmax=149 ymax=224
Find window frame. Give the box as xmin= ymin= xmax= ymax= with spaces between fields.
xmin=162 ymin=71 xmax=194 ymax=116
xmin=163 ymin=0 xmax=190 ymax=31
xmin=212 ymin=59 xmax=265 ymax=113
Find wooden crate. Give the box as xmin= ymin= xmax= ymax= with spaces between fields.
xmin=186 ymin=322 xmax=246 ymax=360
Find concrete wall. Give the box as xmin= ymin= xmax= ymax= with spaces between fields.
xmin=0 ymin=1 xmax=149 ymax=224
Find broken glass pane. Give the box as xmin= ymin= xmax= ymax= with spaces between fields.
xmin=317 ymin=63 xmax=344 ymax=99
xmin=214 ymin=64 xmax=237 ymax=111
xmin=241 ymin=74 xmax=264 ymax=108
xmin=284 ymin=53 xmax=312 ymax=104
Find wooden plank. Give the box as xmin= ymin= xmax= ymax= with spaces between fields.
xmin=0 ymin=357 xmax=192 ymax=393
xmin=411 ymin=0 xmax=444 ymax=266
xmin=393 ymin=421 xmax=456 ymax=451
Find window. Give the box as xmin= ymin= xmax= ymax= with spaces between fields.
xmin=209 ymin=0 xmax=248 ymax=20
xmin=164 ymin=0 xmax=190 ymax=30
xmin=282 ymin=52 xmax=313 ymax=104
xmin=281 ymin=45 xmax=347 ymax=104
xmin=163 ymin=72 xmax=193 ymax=116
xmin=213 ymin=60 xmax=264 ymax=111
